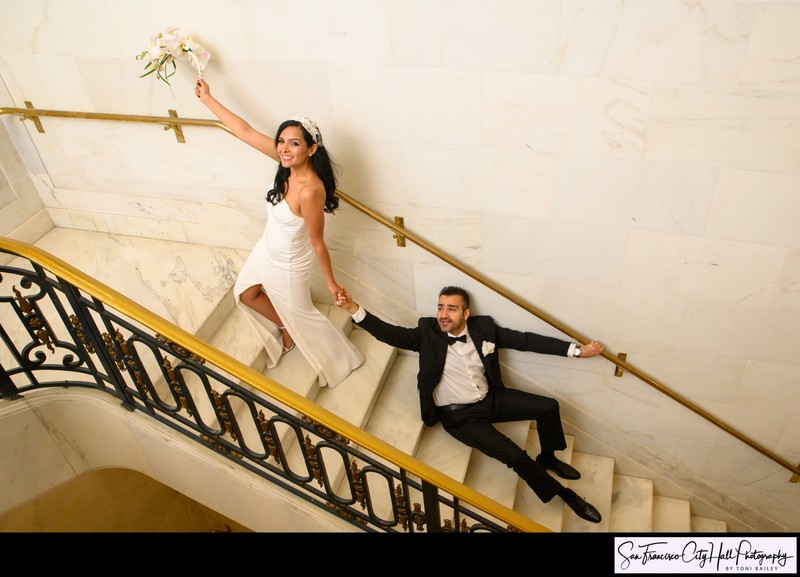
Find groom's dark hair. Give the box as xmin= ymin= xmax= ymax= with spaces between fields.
xmin=439 ymin=286 xmax=470 ymax=310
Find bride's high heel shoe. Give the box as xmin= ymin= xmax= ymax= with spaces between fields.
xmin=278 ymin=326 xmax=295 ymax=355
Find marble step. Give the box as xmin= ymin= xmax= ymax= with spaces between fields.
xmin=609 ymin=474 xmax=654 ymax=532
xmin=463 ymin=420 xmax=531 ymax=510
xmin=691 ymin=516 xmax=728 ymax=532
xmin=513 ymin=431 xmax=576 ymax=532
xmin=256 ymin=320 xmax=396 ymax=496
xmin=560 ymin=451 xmax=615 ymax=533
xmin=215 ymin=300 xmax=354 ymax=458
xmin=315 ymin=327 xmax=396 ymax=431
xmin=413 ymin=421 xmax=474 ymax=483
xmin=358 ymin=353 xmax=427 ymax=522
xmin=362 ymin=353 xmax=426 ymax=457
xmin=653 ymin=495 xmax=692 ymax=532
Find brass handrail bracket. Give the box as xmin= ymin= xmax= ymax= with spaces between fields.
xmin=22 ymin=101 xmax=44 ymax=133
xmin=393 ymin=216 xmax=406 ymax=247
xmin=614 ymin=352 xmax=627 ymax=377
xmin=166 ymin=110 xmax=185 ymax=143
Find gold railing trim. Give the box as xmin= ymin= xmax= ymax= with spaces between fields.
xmin=0 ymin=236 xmax=548 ymax=532
xmin=2 ymin=104 xmax=797 ymax=480
xmin=0 ymin=104 xmax=233 ymax=140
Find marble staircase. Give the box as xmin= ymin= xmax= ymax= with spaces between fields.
xmin=17 ymin=229 xmax=728 ymax=533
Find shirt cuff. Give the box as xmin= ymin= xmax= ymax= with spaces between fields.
xmin=351 ymin=305 xmax=366 ymax=323
xmin=568 ymin=343 xmax=579 ymax=357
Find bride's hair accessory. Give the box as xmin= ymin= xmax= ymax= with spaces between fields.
xmin=292 ymin=116 xmax=323 ymax=147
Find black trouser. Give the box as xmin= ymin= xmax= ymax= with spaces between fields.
xmin=439 ymin=387 xmax=567 ymax=502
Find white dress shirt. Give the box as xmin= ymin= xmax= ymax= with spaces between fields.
xmin=433 ymin=330 xmax=489 ymax=406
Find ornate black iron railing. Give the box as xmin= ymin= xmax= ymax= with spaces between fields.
xmin=0 ymin=239 xmax=548 ymax=533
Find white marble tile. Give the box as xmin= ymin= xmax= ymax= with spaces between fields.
xmin=734 ymin=360 xmax=800 ymax=415
xmin=345 ymin=205 xmax=483 ymax=268
xmin=187 ymin=60 xmax=340 ymax=141
xmin=772 ymin=250 xmax=800 ymax=313
xmin=706 ymin=170 xmax=800 ymax=248
xmin=583 ymin=0 xmax=754 ymax=83
xmin=2 ymin=53 xmax=93 ymax=112
xmin=334 ymin=136 xmax=407 ymax=206
xmin=741 ymin=4 xmax=800 ymax=86
xmin=388 ymin=0 xmax=560 ymax=73
xmin=541 ymin=278 xmax=687 ymax=348
xmin=483 ymin=216 xmax=630 ymax=286
xmin=623 ymin=230 xmax=786 ymax=306
xmin=646 ymin=85 xmax=800 ymax=171
xmin=702 ymin=401 xmax=790 ymax=451
xmin=329 ymin=65 xmax=482 ymax=146
xmin=404 ymin=143 xmax=557 ymax=220
xmin=612 ymin=346 xmax=747 ymax=405
xmin=0 ymin=0 xmax=119 ymax=56
xmin=483 ymin=72 xmax=653 ymax=158
xmin=110 ymin=1 xmax=253 ymax=62
xmin=3 ymin=209 xmax=53 ymax=245
xmin=0 ymin=396 xmax=78 ymax=514
xmin=703 ymin=440 xmax=791 ymax=486
xmin=652 ymin=398 xmax=754 ymax=450
xmin=244 ymin=1 xmax=392 ymax=66
xmin=775 ymin=415 xmax=800 ymax=457
xmin=1 ymin=168 xmax=17 ymax=208
xmin=554 ymin=155 xmax=719 ymax=235
xmin=678 ymin=298 xmax=800 ymax=362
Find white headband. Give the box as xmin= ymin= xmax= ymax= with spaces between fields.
xmin=292 ymin=116 xmax=323 ymax=147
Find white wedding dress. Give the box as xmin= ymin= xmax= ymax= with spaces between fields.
xmin=233 ymin=199 xmax=364 ymax=388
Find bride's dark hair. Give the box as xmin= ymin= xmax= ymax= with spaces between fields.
xmin=266 ymin=119 xmax=340 ymax=214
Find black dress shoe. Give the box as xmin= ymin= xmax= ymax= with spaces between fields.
xmin=564 ymin=493 xmax=602 ymax=524
xmin=536 ymin=455 xmax=581 ymax=480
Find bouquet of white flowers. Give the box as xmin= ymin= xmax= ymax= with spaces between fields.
xmin=136 ymin=26 xmax=210 ymax=85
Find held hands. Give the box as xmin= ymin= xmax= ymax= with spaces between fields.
xmin=335 ymin=287 xmax=359 ymax=315
xmin=327 ymin=281 xmax=344 ymax=304
xmin=579 ymin=340 xmax=604 ymax=358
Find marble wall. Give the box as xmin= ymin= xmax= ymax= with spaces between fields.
xmin=1 ymin=0 xmax=799 ymax=529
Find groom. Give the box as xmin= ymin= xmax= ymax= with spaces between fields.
xmin=336 ymin=285 xmax=604 ymax=524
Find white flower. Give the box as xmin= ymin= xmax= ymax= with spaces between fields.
xmin=136 ymin=26 xmax=210 ymax=85
xmin=482 ymin=341 xmax=496 ymax=356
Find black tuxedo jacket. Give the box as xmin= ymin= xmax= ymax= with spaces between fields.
xmin=356 ymin=311 xmax=571 ymax=426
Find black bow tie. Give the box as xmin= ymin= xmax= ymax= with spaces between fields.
xmin=447 ymin=335 xmax=467 ymax=345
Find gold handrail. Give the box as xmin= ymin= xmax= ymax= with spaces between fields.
xmin=3 ymin=103 xmax=797 ymax=480
xmin=0 ymin=102 xmax=232 ymax=143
